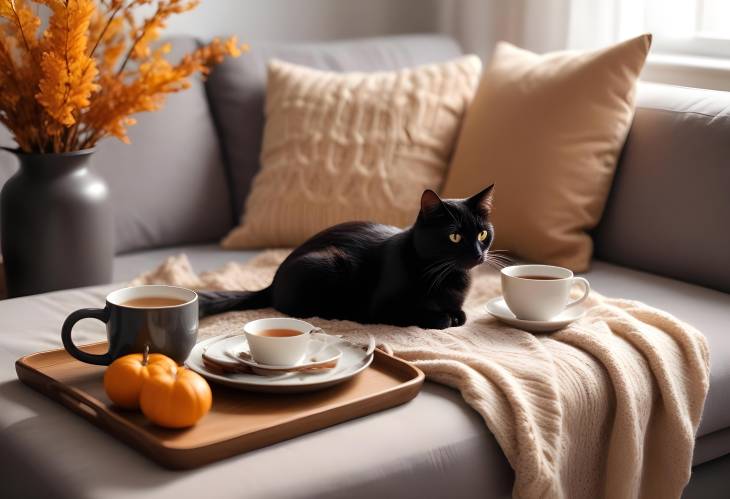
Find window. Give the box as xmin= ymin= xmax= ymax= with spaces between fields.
xmin=621 ymin=0 xmax=730 ymax=58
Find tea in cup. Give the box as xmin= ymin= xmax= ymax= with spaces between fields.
xmin=62 ymin=285 xmax=199 ymax=365
xmin=243 ymin=318 xmax=313 ymax=366
xmin=501 ymin=264 xmax=590 ymax=321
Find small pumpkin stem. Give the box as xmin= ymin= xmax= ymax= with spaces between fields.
xmin=143 ymin=344 xmax=150 ymax=366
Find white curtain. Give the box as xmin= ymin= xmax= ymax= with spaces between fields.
xmin=438 ymin=0 xmax=730 ymax=91
xmin=566 ymin=0 xmax=657 ymax=50
xmin=439 ymin=0 xmax=642 ymax=60
xmin=438 ymin=0 xmax=572 ymax=61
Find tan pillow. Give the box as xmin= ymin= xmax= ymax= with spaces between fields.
xmin=222 ymin=56 xmax=482 ymax=249
xmin=441 ymin=35 xmax=652 ymax=271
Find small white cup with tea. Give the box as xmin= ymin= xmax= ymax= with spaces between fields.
xmin=243 ymin=317 xmax=313 ymax=366
xmin=501 ymin=264 xmax=590 ymax=321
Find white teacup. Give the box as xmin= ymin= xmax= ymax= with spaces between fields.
xmin=243 ymin=317 xmax=313 ymax=366
xmin=501 ymin=264 xmax=590 ymax=321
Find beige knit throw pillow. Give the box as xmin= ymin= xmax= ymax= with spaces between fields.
xmin=222 ymin=56 xmax=482 ymax=249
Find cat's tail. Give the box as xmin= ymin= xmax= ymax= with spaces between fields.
xmin=197 ymin=287 xmax=272 ymax=318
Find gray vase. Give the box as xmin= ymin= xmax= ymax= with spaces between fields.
xmin=1 ymin=148 xmax=114 ymax=298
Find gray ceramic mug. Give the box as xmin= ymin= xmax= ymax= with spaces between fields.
xmin=62 ymin=285 xmax=198 ymax=365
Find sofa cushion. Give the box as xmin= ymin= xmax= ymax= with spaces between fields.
xmin=204 ymin=34 xmax=464 ymax=219
xmin=594 ymin=83 xmax=730 ymax=293
xmin=0 ymin=269 xmax=514 ymax=499
xmin=0 ymin=249 xmax=725 ymax=497
xmin=582 ymin=260 xmax=730 ymax=440
xmin=114 ymin=245 xmax=730 ymax=465
xmin=0 ymin=37 xmax=234 ymax=255
xmin=116 ymin=243 xmax=730 ymax=443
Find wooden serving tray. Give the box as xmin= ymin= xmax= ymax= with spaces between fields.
xmin=16 ymin=342 xmax=424 ymax=469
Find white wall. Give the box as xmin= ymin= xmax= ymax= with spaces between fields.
xmin=0 ymin=0 xmax=445 ymax=149
xmin=150 ymin=0 xmax=442 ymax=41
xmin=157 ymin=0 xmax=542 ymax=62
xmin=159 ymin=0 xmax=577 ymax=63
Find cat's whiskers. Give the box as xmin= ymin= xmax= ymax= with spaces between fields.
xmin=487 ymin=249 xmax=512 ymax=256
xmin=487 ymin=255 xmax=512 ymax=265
xmin=487 ymin=253 xmax=512 ymax=262
xmin=423 ymin=259 xmax=451 ymax=279
xmin=484 ymin=260 xmax=507 ymax=270
xmin=484 ymin=253 xmax=512 ymax=270
xmin=488 ymin=252 xmax=512 ymax=258
xmin=421 ymin=259 xmax=454 ymax=295
xmin=486 ymin=251 xmax=514 ymax=264
xmin=427 ymin=261 xmax=455 ymax=296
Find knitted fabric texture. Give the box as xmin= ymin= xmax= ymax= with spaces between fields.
xmin=222 ymin=57 xmax=482 ymax=249
xmin=134 ymin=251 xmax=710 ymax=499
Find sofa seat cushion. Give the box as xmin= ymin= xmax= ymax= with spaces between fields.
xmin=0 ymin=266 xmax=513 ymax=499
xmin=582 ymin=260 xmax=730 ymax=440
xmin=0 ymin=248 xmax=727 ymax=499
xmin=204 ymin=35 xmax=464 ymax=220
xmin=118 ymin=246 xmax=730 ymax=440
xmin=118 ymin=247 xmax=730 ymax=453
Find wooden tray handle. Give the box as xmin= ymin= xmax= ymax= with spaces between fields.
xmin=54 ymin=382 xmax=101 ymax=421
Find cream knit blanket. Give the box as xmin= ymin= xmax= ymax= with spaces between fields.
xmin=133 ymin=251 xmax=710 ymax=499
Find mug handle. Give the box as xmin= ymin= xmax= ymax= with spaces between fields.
xmin=566 ymin=277 xmax=591 ymax=309
xmin=61 ymin=307 xmax=113 ymax=365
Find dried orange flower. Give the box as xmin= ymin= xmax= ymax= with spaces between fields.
xmin=0 ymin=0 xmax=246 ymax=152
xmin=36 ymin=0 xmax=99 ymax=129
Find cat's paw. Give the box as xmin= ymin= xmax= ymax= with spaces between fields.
xmin=418 ymin=311 xmax=453 ymax=330
xmin=449 ymin=310 xmax=466 ymax=327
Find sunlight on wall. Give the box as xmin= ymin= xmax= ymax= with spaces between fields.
xmin=136 ymin=0 xmax=442 ymax=41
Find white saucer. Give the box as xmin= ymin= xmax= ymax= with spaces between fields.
xmin=203 ymin=333 xmax=342 ymax=373
xmin=187 ymin=334 xmax=374 ymax=393
xmin=485 ymin=297 xmax=586 ymax=332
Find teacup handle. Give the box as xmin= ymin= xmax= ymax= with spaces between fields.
xmin=566 ymin=277 xmax=591 ymax=309
xmin=61 ymin=307 xmax=113 ymax=365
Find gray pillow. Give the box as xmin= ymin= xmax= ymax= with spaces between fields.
xmin=594 ymin=83 xmax=730 ymax=293
xmin=204 ymin=34 xmax=463 ymax=219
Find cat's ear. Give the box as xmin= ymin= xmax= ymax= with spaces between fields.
xmin=420 ymin=189 xmax=444 ymax=215
xmin=465 ymin=184 xmax=494 ymax=214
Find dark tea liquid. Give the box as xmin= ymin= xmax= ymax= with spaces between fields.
xmin=121 ymin=297 xmax=187 ymax=307
xmin=257 ymin=329 xmax=302 ymax=337
xmin=518 ymin=275 xmax=561 ymax=280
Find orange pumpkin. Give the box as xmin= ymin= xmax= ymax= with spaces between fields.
xmin=140 ymin=367 xmax=212 ymax=428
xmin=103 ymin=351 xmax=177 ymax=409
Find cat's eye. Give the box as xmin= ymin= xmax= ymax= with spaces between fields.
xmin=449 ymin=233 xmax=462 ymax=243
xmin=478 ymin=230 xmax=489 ymax=242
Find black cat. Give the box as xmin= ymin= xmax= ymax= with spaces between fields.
xmin=199 ymin=185 xmax=496 ymax=329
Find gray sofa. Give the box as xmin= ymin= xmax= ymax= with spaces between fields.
xmin=0 ymin=35 xmax=728 ymax=499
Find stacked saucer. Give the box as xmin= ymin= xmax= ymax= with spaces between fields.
xmin=186 ymin=332 xmax=375 ymax=393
